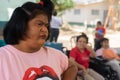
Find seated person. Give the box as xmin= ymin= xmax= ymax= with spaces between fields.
xmin=69 ymin=33 xmax=105 ymax=80
xmin=0 ymin=0 xmax=77 ymax=80
xmin=96 ymin=38 xmax=120 ymax=80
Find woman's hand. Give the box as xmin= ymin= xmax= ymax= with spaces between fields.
xmin=80 ymin=65 xmax=87 ymax=76
xmin=85 ymin=44 xmax=92 ymax=52
xmin=62 ymin=59 xmax=78 ymax=80
xmin=85 ymin=44 xmax=96 ymax=58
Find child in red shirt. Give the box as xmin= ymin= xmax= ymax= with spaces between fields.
xmin=94 ymin=21 xmax=106 ymax=51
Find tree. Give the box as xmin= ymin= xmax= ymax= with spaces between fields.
xmin=52 ymin=0 xmax=75 ymax=15
xmin=36 ymin=0 xmax=75 ymax=15
xmin=104 ymin=0 xmax=120 ymax=31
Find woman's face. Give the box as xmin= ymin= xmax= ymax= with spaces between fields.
xmin=24 ymin=13 xmax=49 ymax=49
xmin=76 ymin=37 xmax=87 ymax=49
xmin=101 ymin=40 xmax=109 ymax=48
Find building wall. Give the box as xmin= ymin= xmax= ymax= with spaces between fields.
xmin=0 ymin=0 xmax=35 ymax=21
xmin=62 ymin=1 xmax=109 ymax=26
xmin=0 ymin=0 xmax=35 ymax=35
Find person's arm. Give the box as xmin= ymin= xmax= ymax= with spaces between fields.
xmin=90 ymin=50 xmax=96 ymax=58
xmin=62 ymin=59 xmax=78 ymax=80
xmin=69 ymin=57 xmax=87 ymax=76
xmin=69 ymin=57 xmax=85 ymax=70
xmin=112 ymin=48 xmax=120 ymax=61
xmin=103 ymin=55 xmax=115 ymax=60
xmin=85 ymin=44 xmax=96 ymax=58
xmin=100 ymin=27 xmax=106 ymax=36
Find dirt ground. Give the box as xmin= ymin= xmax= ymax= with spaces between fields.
xmin=58 ymin=26 xmax=120 ymax=52
xmin=0 ymin=24 xmax=120 ymax=53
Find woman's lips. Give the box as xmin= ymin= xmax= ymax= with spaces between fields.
xmin=39 ymin=35 xmax=47 ymax=39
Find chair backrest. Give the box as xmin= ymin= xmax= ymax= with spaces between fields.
xmin=0 ymin=40 xmax=64 ymax=51
xmin=0 ymin=39 xmax=6 ymax=47
xmin=44 ymin=42 xmax=63 ymax=51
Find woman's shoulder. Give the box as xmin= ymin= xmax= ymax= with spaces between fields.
xmin=43 ymin=46 xmax=68 ymax=60
xmin=0 ymin=45 xmax=11 ymax=58
xmin=43 ymin=46 xmax=66 ymax=56
xmin=44 ymin=46 xmax=62 ymax=52
xmin=0 ymin=45 xmax=10 ymax=52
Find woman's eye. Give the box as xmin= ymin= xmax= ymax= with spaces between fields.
xmin=37 ymin=22 xmax=49 ymax=27
xmin=38 ymin=23 xmax=44 ymax=26
xmin=45 ymin=24 xmax=49 ymax=27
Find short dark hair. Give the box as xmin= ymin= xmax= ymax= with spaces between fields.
xmin=3 ymin=1 xmax=54 ymax=45
xmin=76 ymin=32 xmax=88 ymax=43
xmin=97 ymin=21 xmax=102 ymax=25
xmin=100 ymin=38 xmax=109 ymax=44
xmin=53 ymin=10 xmax=57 ymax=16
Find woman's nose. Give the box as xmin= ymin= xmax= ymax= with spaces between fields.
xmin=40 ymin=27 xmax=48 ymax=33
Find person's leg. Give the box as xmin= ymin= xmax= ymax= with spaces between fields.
xmin=49 ymin=29 xmax=54 ymax=42
xmin=94 ymin=39 xmax=101 ymax=51
xmin=87 ymin=68 xmax=105 ymax=80
xmin=56 ymin=29 xmax=59 ymax=42
xmin=77 ymin=71 xmax=84 ymax=80
xmin=94 ymin=39 xmax=99 ymax=51
xmin=94 ymin=38 xmax=97 ymax=51
xmin=76 ymin=75 xmax=83 ymax=80
xmin=106 ymin=59 xmax=120 ymax=80
xmin=77 ymin=70 xmax=95 ymax=80
xmin=84 ymin=74 xmax=95 ymax=80
xmin=54 ymin=29 xmax=59 ymax=42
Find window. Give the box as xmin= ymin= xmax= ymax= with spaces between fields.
xmin=74 ymin=9 xmax=80 ymax=15
xmin=91 ymin=9 xmax=99 ymax=15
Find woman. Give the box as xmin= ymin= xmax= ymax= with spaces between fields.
xmin=69 ymin=33 xmax=105 ymax=80
xmin=96 ymin=38 xmax=120 ymax=80
xmin=0 ymin=0 xmax=77 ymax=80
